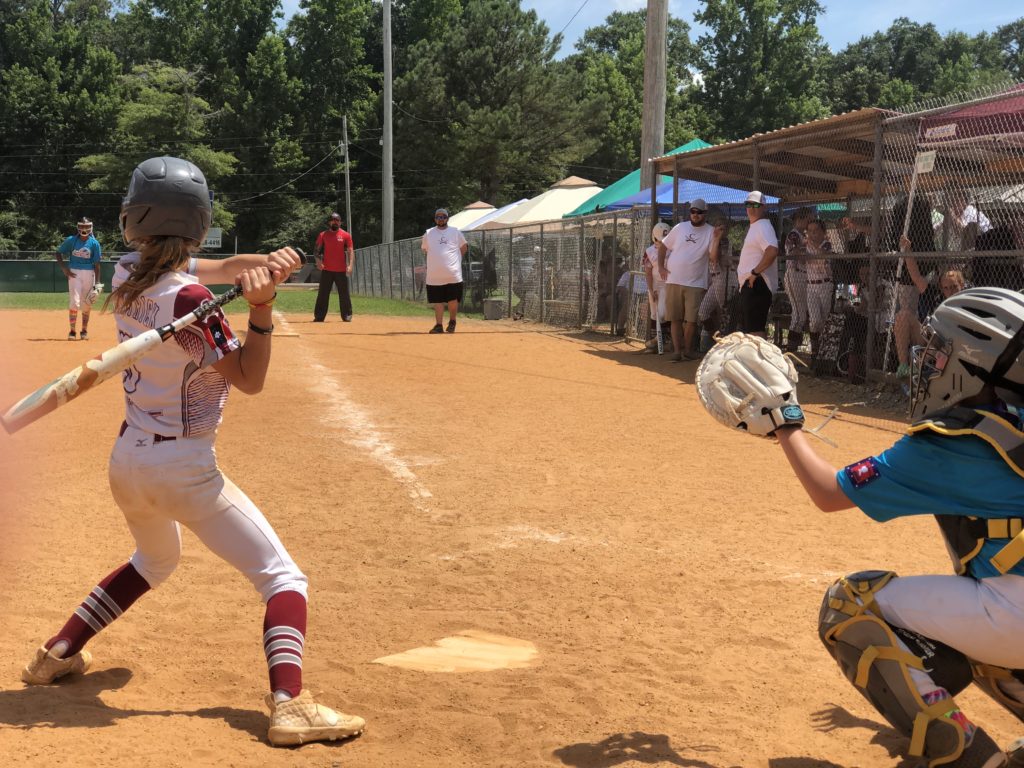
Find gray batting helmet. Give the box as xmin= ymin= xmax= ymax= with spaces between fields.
xmin=912 ymin=286 xmax=1024 ymax=419
xmin=120 ymin=156 xmax=212 ymax=245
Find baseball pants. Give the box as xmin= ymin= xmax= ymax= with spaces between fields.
xmin=784 ymin=267 xmax=808 ymax=333
xmin=68 ymin=269 xmax=97 ymax=311
xmin=109 ymin=424 xmax=308 ymax=602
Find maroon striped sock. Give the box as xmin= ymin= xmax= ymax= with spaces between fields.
xmin=46 ymin=562 xmax=150 ymax=657
xmin=263 ymin=591 xmax=307 ymax=698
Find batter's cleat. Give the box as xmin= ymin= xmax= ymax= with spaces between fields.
xmin=22 ymin=645 xmax=92 ymax=685
xmin=67 ymin=330 xmax=77 ymax=340
xmin=265 ymin=690 xmax=365 ymax=747
xmin=1007 ymin=737 xmax=1024 ymax=768
xmin=79 ymin=330 xmax=88 ymax=340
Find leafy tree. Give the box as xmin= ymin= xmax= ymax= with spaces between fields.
xmin=566 ymin=10 xmax=705 ymax=183
xmin=391 ymin=0 xmax=602 ymax=235
xmin=996 ymin=19 xmax=1024 ymax=80
xmin=75 ymin=63 xmax=239 ymax=233
xmin=694 ymin=0 xmax=830 ymax=140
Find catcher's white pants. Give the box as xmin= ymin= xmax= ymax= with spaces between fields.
xmin=67 ymin=269 xmax=96 ymax=310
xmin=784 ymin=267 xmax=808 ymax=332
xmin=875 ymin=573 xmax=1024 ymax=670
xmin=806 ymin=280 xmax=834 ymax=333
xmin=109 ymin=424 xmax=308 ymax=602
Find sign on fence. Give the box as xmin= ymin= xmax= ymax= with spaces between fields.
xmin=202 ymin=227 xmax=223 ymax=249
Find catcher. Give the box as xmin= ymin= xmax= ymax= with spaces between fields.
xmin=697 ymin=289 xmax=1024 ymax=768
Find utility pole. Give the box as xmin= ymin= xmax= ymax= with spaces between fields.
xmin=342 ymin=115 xmax=352 ymax=235
xmin=382 ymin=0 xmax=394 ymax=243
xmin=640 ymin=0 xmax=668 ymax=189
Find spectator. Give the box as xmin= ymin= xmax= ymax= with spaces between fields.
xmin=642 ymin=222 xmax=671 ymax=351
xmin=697 ymin=215 xmax=734 ymax=346
xmin=657 ymin=198 xmax=724 ymax=361
xmin=736 ymin=191 xmax=779 ymax=338
xmin=803 ymin=219 xmax=834 ymax=361
xmin=783 ymin=207 xmax=814 ymax=353
xmin=842 ymin=263 xmax=894 ymax=384
xmin=613 ymin=265 xmax=647 ymax=337
xmin=56 ymin=217 xmax=102 ymax=340
xmin=421 ymin=208 xmax=468 ymax=333
xmin=313 ymin=212 xmax=355 ymax=323
xmin=906 ymin=267 xmax=968 ymax=355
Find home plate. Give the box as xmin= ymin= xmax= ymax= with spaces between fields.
xmin=372 ymin=630 xmax=538 ymax=672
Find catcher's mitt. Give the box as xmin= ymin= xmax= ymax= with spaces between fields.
xmin=695 ymin=332 xmax=804 ymax=437
xmin=86 ymin=282 xmax=104 ymax=305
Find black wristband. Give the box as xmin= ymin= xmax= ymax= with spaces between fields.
xmin=247 ymin=320 xmax=274 ymax=335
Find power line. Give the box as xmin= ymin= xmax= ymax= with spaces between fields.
xmin=557 ymin=0 xmax=593 ymax=37
xmin=226 ymin=143 xmax=343 ymax=205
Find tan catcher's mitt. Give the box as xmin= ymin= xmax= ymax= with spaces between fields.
xmin=695 ymin=332 xmax=804 ymax=437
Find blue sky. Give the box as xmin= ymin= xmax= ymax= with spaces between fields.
xmin=280 ymin=0 xmax=1021 ymax=57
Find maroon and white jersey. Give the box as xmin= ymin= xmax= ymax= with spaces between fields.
xmin=113 ymin=253 xmax=240 ymax=437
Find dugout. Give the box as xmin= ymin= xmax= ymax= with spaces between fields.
xmin=649 ymin=84 xmax=1024 ymax=384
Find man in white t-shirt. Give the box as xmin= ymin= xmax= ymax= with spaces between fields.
xmin=421 ymin=208 xmax=468 ymax=334
xmin=736 ymin=190 xmax=779 ymax=337
xmin=657 ymin=198 xmax=724 ymax=361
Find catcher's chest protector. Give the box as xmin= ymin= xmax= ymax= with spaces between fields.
xmin=909 ymin=406 xmax=1024 ymax=575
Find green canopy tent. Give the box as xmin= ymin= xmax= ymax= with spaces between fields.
xmin=563 ymin=138 xmax=712 ymax=218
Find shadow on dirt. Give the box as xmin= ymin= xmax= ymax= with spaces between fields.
xmin=553 ymin=731 xmax=732 ymax=767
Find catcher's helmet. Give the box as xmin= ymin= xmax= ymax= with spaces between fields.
xmin=120 ymin=156 xmax=211 ymax=245
xmin=652 ymin=222 xmax=671 ymax=243
xmin=911 ymin=287 xmax=1024 ymax=419
xmin=77 ymin=217 xmax=93 ymax=235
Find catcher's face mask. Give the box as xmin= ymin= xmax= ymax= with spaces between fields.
xmin=78 ymin=224 xmax=93 ymax=237
xmin=910 ymin=324 xmax=951 ymax=414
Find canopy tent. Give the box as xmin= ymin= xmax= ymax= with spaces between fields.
xmin=563 ymin=138 xmax=713 ymax=218
xmin=476 ymin=177 xmax=602 ymax=229
xmin=447 ymin=201 xmax=495 ymax=229
xmin=461 ymin=199 xmax=528 ymax=231
xmin=604 ymin=179 xmax=779 ymax=217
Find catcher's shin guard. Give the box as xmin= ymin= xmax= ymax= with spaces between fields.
xmin=971 ymin=663 xmax=1024 ymax=724
xmin=819 ymin=571 xmax=979 ymax=767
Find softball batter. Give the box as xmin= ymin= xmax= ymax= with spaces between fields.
xmin=22 ymin=156 xmax=365 ymax=747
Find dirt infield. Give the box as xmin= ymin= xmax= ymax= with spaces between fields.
xmin=0 ymin=310 xmax=1019 ymax=768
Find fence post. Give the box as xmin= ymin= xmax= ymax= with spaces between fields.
xmin=388 ymin=243 xmax=394 ymax=299
xmin=578 ymin=219 xmax=585 ymax=327
xmin=866 ymin=114 xmax=884 ymax=381
xmin=610 ymin=214 xmax=619 ymax=333
xmin=538 ymin=223 xmax=545 ymax=324
xmin=507 ymin=227 xmax=514 ymax=318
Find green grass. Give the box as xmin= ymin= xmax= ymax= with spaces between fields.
xmin=0 ymin=291 xmax=488 ymax=318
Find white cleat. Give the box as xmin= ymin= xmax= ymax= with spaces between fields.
xmin=265 ymin=689 xmax=365 ymax=747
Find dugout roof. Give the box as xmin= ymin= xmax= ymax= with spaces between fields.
xmin=650 ymin=108 xmax=891 ymax=204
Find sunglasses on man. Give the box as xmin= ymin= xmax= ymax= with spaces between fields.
xmin=689 ymin=209 xmax=706 ymax=215
xmin=435 ymin=215 xmax=448 ymax=221
xmin=745 ymin=202 xmax=762 ymax=209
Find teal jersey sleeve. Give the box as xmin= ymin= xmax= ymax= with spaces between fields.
xmin=836 ymin=432 xmax=1024 ymax=578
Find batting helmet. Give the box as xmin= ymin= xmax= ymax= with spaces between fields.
xmin=912 ymin=286 xmax=1024 ymax=419
xmin=120 ymin=156 xmax=212 ymax=245
xmin=652 ymin=222 xmax=671 ymax=243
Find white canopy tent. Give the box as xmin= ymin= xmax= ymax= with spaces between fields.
xmin=446 ymin=201 xmax=496 ymax=230
xmin=475 ymin=177 xmax=602 ymax=230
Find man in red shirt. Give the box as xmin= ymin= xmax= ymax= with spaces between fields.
xmin=313 ymin=212 xmax=355 ymax=322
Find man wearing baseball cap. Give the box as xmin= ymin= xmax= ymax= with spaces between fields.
xmin=656 ymin=198 xmax=724 ymax=360
xmin=736 ymin=191 xmax=779 ymax=337
xmin=313 ymin=212 xmax=355 ymax=322
xmin=421 ymin=208 xmax=468 ymax=333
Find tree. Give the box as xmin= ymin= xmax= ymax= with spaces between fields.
xmin=390 ymin=0 xmax=602 ymax=235
xmin=566 ymin=10 xmax=705 ymax=183
xmin=996 ymin=19 xmax=1024 ymax=80
xmin=694 ymin=0 xmax=830 ymax=141
xmin=75 ymin=63 xmax=239 ymax=233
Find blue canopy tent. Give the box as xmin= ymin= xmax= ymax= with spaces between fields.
xmin=604 ymin=179 xmax=779 ymax=218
